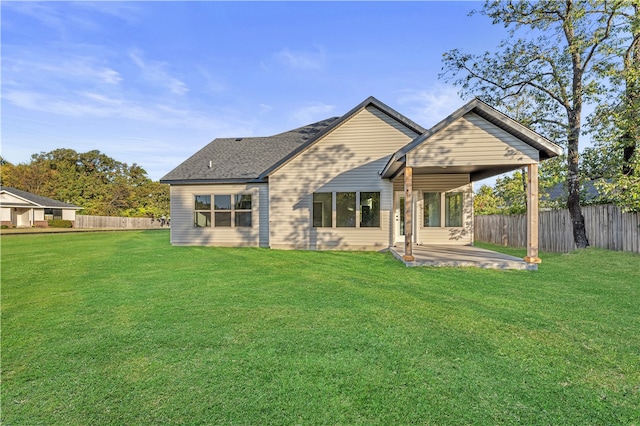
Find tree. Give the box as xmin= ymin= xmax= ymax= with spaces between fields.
xmin=473 ymin=184 xmax=503 ymax=215
xmin=614 ymin=1 xmax=640 ymax=175
xmin=494 ymin=170 xmax=528 ymax=214
xmin=1 ymin=149 xmax=170 ymax=217
xmin=441 ymin=1 xmax=625 ymax=248
xmin=588 ymin=2 xmax=640 ymax=211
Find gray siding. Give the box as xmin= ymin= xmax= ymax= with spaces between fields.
xmin=269 ymin=106 xmax=418 ymax=250
xmin=169 ymin=183 xmax=268 ymax=247
xmin=408 ymin=112 xmax=539 ymax=167
xmin=393 ymin=174 xmax=473 ymax=245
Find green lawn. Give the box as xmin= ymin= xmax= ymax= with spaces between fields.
xmin=2 ymin=231 xmax=639 ymax=425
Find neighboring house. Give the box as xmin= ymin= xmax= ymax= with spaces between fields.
xmin=161 ymin=96 xmax=561 ymax=262
xmin=543 ymin=179 xmax=602 ymax=207
xmin=0 ymin=186 xmax=82 ymax=228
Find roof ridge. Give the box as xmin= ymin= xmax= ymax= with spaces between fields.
xmin=270 ymin=116 xmax=341 ymax=137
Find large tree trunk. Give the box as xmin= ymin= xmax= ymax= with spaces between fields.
xmin=565 ymin=8 xmax=590 ymax=250
xmin=567 ymin=111 xmax=589 ymax=249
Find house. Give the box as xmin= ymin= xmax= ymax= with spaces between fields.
xmin=0 ymin=187 xmax=82 ymax=228
xmin=161 ymin=96 xmax=562 ymax=264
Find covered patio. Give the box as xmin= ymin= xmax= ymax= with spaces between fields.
xmin=390 ymin=245 xmax=537 ymax=270
xmin=381 ymin=99 xmax=563 ymax=269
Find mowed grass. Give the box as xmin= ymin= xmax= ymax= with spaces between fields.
xmin=2 ymin=231 xmax=639 ymax=425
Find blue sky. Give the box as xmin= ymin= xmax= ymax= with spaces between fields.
xmin=2 ymin=1 xmax=513 ymax=181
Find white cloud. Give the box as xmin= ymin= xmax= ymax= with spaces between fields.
xmin=290 ymin=102 xmax=336 ymax=124
xmin=275 ymin=46 xmax=327 ymax=71
xmin=4 ymin=3 xmax=72 ymax=33
xmin=259 ymin=104 xmax=273 ymax=115
xmin=2 ymin=89 xmax=252 ymax=133
xmin=3 ymin=90 xmax=152 ymax=121
xmin=4 ymin=2 xmax=141 ymax=33
xmin=73 ymin=2 xmax=142 ymax=24
xmin=396 ymin=85 xmax=465 ymax=128
xmin=196 ymin=66 xmax=227 ymax=94
xmin=129 ymin=50 xmax=189 ymax=95
xmin=3 ymin=53 xmax=122 ymax=86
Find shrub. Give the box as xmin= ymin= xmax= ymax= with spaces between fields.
xmin=48 ymin=220 xmax=73 ymax=228
xmin=1 ymin=225 xmax=9 ymax=229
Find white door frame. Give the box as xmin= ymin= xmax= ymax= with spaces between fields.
xmin=396 ymin=191 xmax=418 ymax=245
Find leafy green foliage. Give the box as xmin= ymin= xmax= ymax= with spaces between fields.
xmin=475 ymin=159 xmax=570 ymax=215
xmin=473 ymin=184 xmax=503 ymax=215
xmin=596 ymin=174 xmax=640 ymax=212
xmin=441 ymin=1 xmax=636 ymax=248
xmin=2 ymin=232 xmax=639 ymax=424
xmin=586 ymin=3 xmax=640 ymax=212
xmin=1 ymin=149 xmax=169 ymax=217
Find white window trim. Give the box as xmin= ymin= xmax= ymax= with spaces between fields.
xmin=421 ymin=191 xmax=464 ymax=229
xmin=194 ymin=193 xmax=254 ymax=228
xmin=312 ymin=191 xmax=382 ymax=229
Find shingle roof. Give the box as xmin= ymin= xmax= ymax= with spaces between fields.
xmin=160 ymin=117 xmax=340 ymax=183
xmin=0 ymin=186 xmax=81 ymax=209
xmin=160 ymin=96 xmax=426 ymax=184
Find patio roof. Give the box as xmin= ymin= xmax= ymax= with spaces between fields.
xmin=380 ymin=98 xmax=563 ymax=182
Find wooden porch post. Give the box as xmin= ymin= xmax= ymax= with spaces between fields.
xmin=525 ymin=163 xmax=541 ymax=264
xmin=403 ymin=166 xmax=415 ymax=261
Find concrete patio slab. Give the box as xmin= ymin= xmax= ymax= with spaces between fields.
xmin=390 ymin=245 xmax=537 ymax=270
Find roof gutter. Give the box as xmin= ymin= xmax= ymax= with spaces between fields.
xmin=160 ymin=177 xmax=267 ymax=185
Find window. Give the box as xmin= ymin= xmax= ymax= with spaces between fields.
xmin=194 ymin=195 xmax=211 ymax=227
xmin=195 ymin=193 xmax=252 ymax=228
xmin=234 ymin=194 xmax=252 ymax=227
xmin=44 ymin=208 xmax=63 ymax=220
xmin=445 ymin=192 xmax=463 ymax=227
xmin=421 ymin=192 xmax=464 ymax=228
xmin=360 ymin=192 xmax=380 ymax=227
xmin=313 ymin=191 xmax=380 ymax=228
xmin=214 ymin=195 xmax=232 ymax=227
xmin=313 ymin=193 xmax=332 ymax=227
xmin=423 ymin=192 xmax=441 ymax=227
xmin=336 ymin=192 xmax=356 ymax=227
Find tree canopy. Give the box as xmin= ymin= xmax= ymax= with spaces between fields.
xmin=442 ymin=0 xmax=640 ymax=246
xmin=0 ymin=149 xmax=169 ymax=217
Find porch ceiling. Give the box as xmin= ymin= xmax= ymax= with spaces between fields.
xmin=384 ymin=162 xmax=528 ymax=183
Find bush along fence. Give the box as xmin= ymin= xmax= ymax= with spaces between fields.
xmin=75 ymin=215 xmax=169 ymax=229
xmin=475 ymin=204 xmax=640 ymax=254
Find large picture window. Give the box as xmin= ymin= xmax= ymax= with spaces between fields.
xmin=313 ymin=193 xmax=332 ymax=227
xmin=194 ymin=195 xmax=211 ymax=227
xmin=313 ymin=191 xmax=380 ymax=228
xmin=445 ymin=192 xmax=463 ymax=227
xmin=423 ymin=192 xmax=441 ymax=227
xmin=336 ymin=192 xmax=356 ymax=227
xmin=360 ymin=192 xmax=380 ymax=227
xmin=195 ymin=193 xmax=252 ymax=228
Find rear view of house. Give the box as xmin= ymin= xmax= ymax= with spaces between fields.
xmin=161 ymin=96 xmax=561 ymax=264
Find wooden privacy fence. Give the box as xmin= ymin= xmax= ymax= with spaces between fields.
xmin=75 ymin=215 xmax=168 ymax=229
xmin=475 ymin=204 xmax=640 ymax=253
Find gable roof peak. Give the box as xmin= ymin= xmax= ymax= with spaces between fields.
xmin=161 ymin=96 xmax=426 ymax=184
